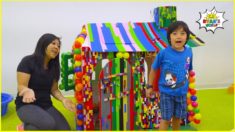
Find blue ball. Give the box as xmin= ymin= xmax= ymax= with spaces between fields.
xmin=191 ymin=95 xmax=197 ymax=101
xmin=77 ymin=104 xmax=83 ymax=110
xmin=74 ymin=67 xmax=82 ymax=72
xmin=77 ymin=114 xmax=84 ymax=120
xmin=76 ymin=125 xmax=84 ymax=130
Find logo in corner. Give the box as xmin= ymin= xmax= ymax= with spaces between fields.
xmin=197 ymin=7 xmax=227 ymax=33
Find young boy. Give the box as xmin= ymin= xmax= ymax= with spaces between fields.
xmin=146 ymin=21 xmax=192 ymax=130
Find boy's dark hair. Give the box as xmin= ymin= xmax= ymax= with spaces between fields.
xmin=167 ymin=21 xmax=190 ymax=45
xmin=33 ymin=33 xmax=61 ymax=81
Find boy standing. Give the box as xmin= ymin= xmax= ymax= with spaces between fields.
xmin=146 ymin=21 xmax=193 ymax=130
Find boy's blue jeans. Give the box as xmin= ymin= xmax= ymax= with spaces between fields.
xmin=159 ymin=92 xmax=187 ymax=121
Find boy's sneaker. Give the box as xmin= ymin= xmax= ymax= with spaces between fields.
xmin=17 ymin=123 xmax=24 ymax=131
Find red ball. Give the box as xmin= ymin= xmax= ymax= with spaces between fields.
xmin=188 ymin=111 xmax=195 ymax=116
xmin=76 ymin=93 xmax=83 ymax=102
xmin=74 ymin=54 xmax=82 ymax=61
xmin=74 ymin=40 xmax=82 ymax=48
xmin=189 ymin=70 xmax=195 ymax=77
xmin=75 ymin=78 xmax=82 ymax=84
xmin=194 ymin=119 xmax=201 ymax=124
xmin=190 ymin=89 xmax=197 ymax=95
xmin=76 ymin=72 xmax=83 ymax=78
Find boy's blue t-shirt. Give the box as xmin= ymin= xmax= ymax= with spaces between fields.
xmin=152 ymin=45 xmax=193 ymax=96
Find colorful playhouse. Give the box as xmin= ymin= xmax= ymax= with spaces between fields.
xmin=60 ymin=6 xmax=204 ymax=130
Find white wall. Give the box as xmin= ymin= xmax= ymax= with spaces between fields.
xmin=2 ymin=2 xmax=234 ymax=96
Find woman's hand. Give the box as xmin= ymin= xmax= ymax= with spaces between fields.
xmin=19 ymin=88 xmax=36 ymax=103
xmin=62 ymin=98 xmax=76 ymax=112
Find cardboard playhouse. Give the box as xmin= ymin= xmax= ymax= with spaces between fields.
xmin=59 ymin=6 xmax=204 ymax=130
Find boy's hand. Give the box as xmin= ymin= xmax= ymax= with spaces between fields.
xmin=146 ymin=88 xmax=153 ymax=98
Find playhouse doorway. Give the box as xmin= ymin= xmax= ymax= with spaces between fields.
xmin=98 ymin=58 xmax=132 ymax=130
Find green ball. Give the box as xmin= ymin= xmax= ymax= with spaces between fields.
xmin=73 ymin=49 xmax=81 ymax=54
xmin=194 ymin=108 xmax=200 ymax=113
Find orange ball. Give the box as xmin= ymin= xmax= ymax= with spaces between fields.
xmin=189 ymin=77 xmax=195 ymax=83
xmin=187 ymin=98 xmax=192 ymax=105
xmin=76 ymin=83 xmax=83 ymax=91
xmin=77 ymin=120 xmax=83 ymax=126
xmin=188 ymin=115 xmax=194 ymax=122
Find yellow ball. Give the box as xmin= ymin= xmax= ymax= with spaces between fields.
xmin=188 ymin=104 xmax=193 ymax=111
xmin=82 ymin=28 xmax=86 ymax=33
xmin=123 ymin=52 xmax=130 ymax=59
xmin=194 ymin=113 xmax=202 ymax=120
xmin=116 ymin=52 xmax=123 ymax=58
xmin=187 ymin=93 xmax=191 ymax=98
xmin=189 ymin=83 xmax=195 ymax=89
xmin=75 ymin=61 xmax=82 ymax=67
xmin=77 ymin=37 xmax=85 ymax=44
xmin=85 ymin=76 xmax=90 ymax=81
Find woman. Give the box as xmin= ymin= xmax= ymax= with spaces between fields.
xmin=15 ymin=33 xmax=76 ymax=130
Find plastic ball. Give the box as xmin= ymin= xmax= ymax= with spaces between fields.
xmin=190 ymin=89 xmax=197 ymax=95
xmin=73 ymin=49 xmax=81 ymax=54
xmin=187 ymin=104 xmax=193 ymax=111
xmin=76 ymin=125 xmax=84 ymax=130
xmin=189 ymin=83 xmax=195 ymax=89
xmin=82 ymin=28 xmax=86 ymax=33
xmin=194 ymin=108 xmax=200 ymax=113
xmin=188 ymin=115 xmax=194 ymax=122
xmin=77 ymin=104 xmax=83 ymax=110
xmin=189 ymin=77 xmax=195 ymax=83
xmin=188 ymin=111 xmax=195 ymax=116
xmin=74 ymin=54 xmax=82 ymax=61
xmin=77 ymin=37 xmax=85 ymax=44
xmin=187 ymin=98 xmax=192 ymax=105
xmin=123 ymin=52 xmax=130 ymax=59
xmin=75 ymin=83 xmax=83 ymax=91
xmin=75 ymin=78 xmax=82 ymax=84
xmin=191 ymin=95 xmax=197 ymax=101
xmin=74 ymin=67 xmax=82 ymax=72
xmin=187 ymin=93 xmax=191 ymax=98
xmin=74 ymin=40 xmax=82 ymax=48
xmin=77 ymin=113 xmax=84 ymax=120
xmin=194 ymin=119 xmax=201 ymax=124
xmin=189 ymin=70 xmax=195 ymax=77
xmin=76 ymin=93 xmax=83 ymax=102
xmin=116 ymin=52 xmax=123 ymax=58
xmin=85 ymin=76 xmax=90 ymax=81
xmin=194 ymin=113 xmax=202 ymax=120
xmin=76 ymin=72 xmax=83 ymax=78
xmin=191 ymin=101 xmax=198 ymax=107
xmin=75 ymin=61 xmax=82 ymax=67
xmin=77 ymin=120 xmax=83 ymax=126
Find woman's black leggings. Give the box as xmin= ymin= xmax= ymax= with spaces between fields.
xmin=17 ymin=105 xmax=71 ymax=130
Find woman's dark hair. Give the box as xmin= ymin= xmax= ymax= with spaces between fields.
xmin=33 ymin=33 xmax=61 ymax=81
xmin=167 ymin=21 xmax=190 ymax=46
